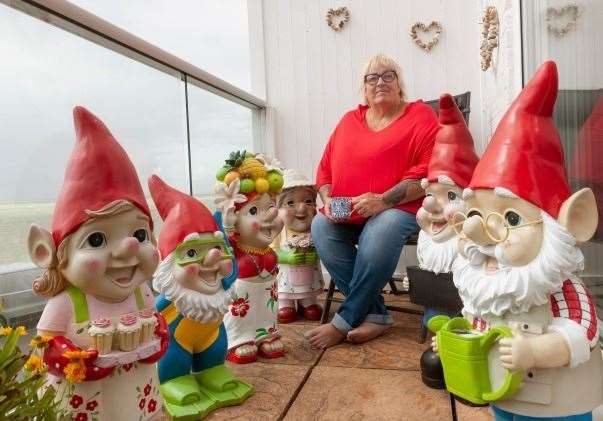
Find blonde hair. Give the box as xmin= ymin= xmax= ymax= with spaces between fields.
xmin=33 ymin=200 xmax=151 ymax=297
xmin=360 ymin=54 xmax=407 ymax=103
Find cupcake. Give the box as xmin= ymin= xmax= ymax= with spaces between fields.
xmin=117 ymin=313 xmax=141 ymax=351
xmin=138 ymin=308 xmax=157 ymax=343
xmin=88 ymin=318 xmax=114 ymax=354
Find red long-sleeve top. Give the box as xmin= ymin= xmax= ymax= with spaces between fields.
xmin=316 ymin=101 xmax=439 ymax=223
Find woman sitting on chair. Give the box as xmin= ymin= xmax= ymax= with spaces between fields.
xmin=307 ymin=54 xmax=438 ymax=348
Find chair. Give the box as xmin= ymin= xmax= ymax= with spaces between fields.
xmin=319 ymin=92 xmax=471 ymax=325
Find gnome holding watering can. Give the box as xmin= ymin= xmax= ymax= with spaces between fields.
xmin=433 ymin=61 xmax=603 ymax=420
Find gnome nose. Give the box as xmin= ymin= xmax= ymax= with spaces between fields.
xmin=112 ymin=237 xmax=140 ymax=262
xmin=265 ymin=207 xmax=278 ymax=222
xmin=423 ymin=196 xmax=442 ymax=214
xmin=203 ymin=248 xmax=222 ymax=267
xmin=295 ymin=202 xmax=306 ymax=214
xmin=463 ymin=215 xmax=493 ymax=246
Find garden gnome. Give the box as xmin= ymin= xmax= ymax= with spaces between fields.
xmin=416 ymin=93 xmax=478 ymax=324
xmin=149 ymin=175 xmax=252 ymax=419
xmin=416 ymin=93 xmax=478 ymax=389
xmin=274 ymin=169 xmax=324 ymax=323
xmin=451 ymin=61 xmax=603 ymax=419
xmin=29 ymin=107 xmax=168 ymax=420
xmin=215 ymin=151 xmax=285 ymax=363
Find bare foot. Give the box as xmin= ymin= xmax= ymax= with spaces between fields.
xmin=305 ymin=323 xmax=345 ymax=349
xmin=347 ymin=322 xmax=391 ymax=344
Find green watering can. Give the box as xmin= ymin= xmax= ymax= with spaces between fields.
xmin=428 ymin=316 xmax=523 ymax=405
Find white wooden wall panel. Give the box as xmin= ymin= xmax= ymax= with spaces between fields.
xmin=256 ymin=0 xmax=485 ymax=179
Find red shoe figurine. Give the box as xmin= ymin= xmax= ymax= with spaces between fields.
xmin=301 ymin=304 xmax=323 ymax=321
xmin=226 ymin=345 xmax=258 ymax=364
xmin=277 ymin=306 xmax=297 ymax=324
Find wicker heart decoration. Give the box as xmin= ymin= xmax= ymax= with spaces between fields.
xmin=410 ymin=21 xmax=443 ymax=52
xmin=326 ymin=7 xmax=350 ymax=32
xmin=546 ymin=4 xmax=578 ymax=37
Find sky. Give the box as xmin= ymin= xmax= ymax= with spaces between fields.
xmin=0 ymin=0 xmax=254 ymax=204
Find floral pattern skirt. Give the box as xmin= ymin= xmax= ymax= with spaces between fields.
xmin=47 ymin=362 xmax=161 ymax=421
xmin=223 ymin=277 xmax=280 ymax=350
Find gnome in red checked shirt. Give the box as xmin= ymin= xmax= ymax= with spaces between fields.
xmin=450 ymin=61 xmax=603 ymax=420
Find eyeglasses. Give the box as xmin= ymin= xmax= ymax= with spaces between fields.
xmin=174 ymin=237 xmax=233 ymax=267
xmin=451 ymin=211 xmax=543 ymax=243
xmin=364 ymin=70 xmax=397 ymax=85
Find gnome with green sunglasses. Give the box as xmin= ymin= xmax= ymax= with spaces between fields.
xmin=149 ymin=175 xmax=252 ymax=420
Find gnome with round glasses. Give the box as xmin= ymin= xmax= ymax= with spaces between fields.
xmin=149 ymin=175 xmax=252 ymax=419
xmin=449 ymin=61 xmax=603 ymax=420
xmin=414 ymin=93 xmax=479 ymax=324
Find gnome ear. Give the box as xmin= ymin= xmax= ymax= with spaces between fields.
xmin=557 ymin=188 xmax=599 ymax=243
xmin=27 ymin=224 xmax=57 ymax=269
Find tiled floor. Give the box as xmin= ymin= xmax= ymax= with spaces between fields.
xmin=207 ymin=292 xmax=492 ymax=421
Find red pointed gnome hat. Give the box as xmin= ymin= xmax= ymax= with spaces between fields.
xmin=469 ymin=61 xmax=570 ymax=218
xmin=427 ymin=94 xmax=478 ymax=187
xmin=51 ymin=107 xmax=152 ymax=246
xmin=148 ymin=175 xmax=219 ymax=258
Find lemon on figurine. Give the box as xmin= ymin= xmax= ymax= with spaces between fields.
xmin=224 ymin=171 xmax=240 ymax=186
xmin=216 ymin=166 xmax=231 ymax=181
xmin=267 ymin=171 xmax=284 ymax=192
xmin=255 ymin=178 xmax=269 ymax=194
xmin=240 ymin=178 xmax=255 ymax=193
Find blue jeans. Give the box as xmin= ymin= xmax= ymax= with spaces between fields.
xmin=492 ymin=406 xmax=592 ymax=421
xmin=311 ymin=209 xmax=419 ymax=333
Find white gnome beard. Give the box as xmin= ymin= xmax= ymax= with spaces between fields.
xmin=153 ymin=254 xmax=234 ymax=323
xmin=417 ymin=230 xmax=458 ymax=274
xmin=453 ymin=211 xmax=585 ymax=318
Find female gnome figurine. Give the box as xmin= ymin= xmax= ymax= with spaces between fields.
xmin=274 ymin=169 xmax=324 ymax=323
xmin=28 ymin=107 xmax=168 ymax=420
xmin=215 ymin=151 xmax=285 ymax=363
xmin=148 ymin=175 xmax=252 ymax=420
xmin=443 ymin=61 xmax=603 ymax=420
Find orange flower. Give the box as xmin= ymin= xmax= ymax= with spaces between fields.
xmin=29 ymin=335 xmax=53 ymax=348
xmin=64 ymin=360 xmax=86 ymax=383
xmin=63 ymin=350 xmax=92 ymax=360
xmin=24 ymin=354 xmax=44 ymax=374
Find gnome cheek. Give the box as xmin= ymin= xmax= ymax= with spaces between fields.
xmin=252 ymin=222 xmax=260 ymax=232
xmin=86 ymin=259 xmax=102 ymax=273
xmin=185 ymin=264 xmax=199 ymax=279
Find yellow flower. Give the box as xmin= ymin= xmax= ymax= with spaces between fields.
xmin=1 ymin=326 xmax=28 ymax=336
xmin=64 ymin=360 xmax=86 ymax=383
xmin=63 ymin=350 xmax=92 ymax=360
xmin=29 ymin=335 xmax=53 ymax=348
xmin=24 ymin=354 xmax=44 ymax=374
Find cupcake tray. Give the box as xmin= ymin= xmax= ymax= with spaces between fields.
xmin=95 ymin=337 xmax=161 ymax=367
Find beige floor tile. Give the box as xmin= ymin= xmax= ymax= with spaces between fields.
xmin=283 ymin=366 xmax=491 ymax=421
xmin=263 ymin=323 xmax=323 ymax=366
xmin=206 ymin=362 xmax=308 ymax=420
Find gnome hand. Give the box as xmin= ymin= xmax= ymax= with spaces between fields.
xmin=498 ymin=328 xmax=536 ymax=372
xmin=139 ymin=313 xmax=169 ymax=364
xmin=431 ymin=336 xmax=438 ymax=353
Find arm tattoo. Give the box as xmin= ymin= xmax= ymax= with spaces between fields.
xmin=382 ymin=179 xmax=423 ymax=206
xmin=318 ymin=184 xmax=332 ymax=203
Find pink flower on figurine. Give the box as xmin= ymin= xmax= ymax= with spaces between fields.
xmin=138 ymin=398 xmax=146 ymax=410
xmin=85 ymin=400 xmax=98 ymax=411
xmin=74 ymin=413 xmax=88 ymax=421
xmin=231 ymin=297 xmax=250 ymax=318
xmin=270 ymin=283 xmax=278 ymax=302
xmin=148 ymin=399 xmax=157 ymax=413
xmin=69 ymin=395 xmax=83 ymax=409
xmin=144 ymin=384 xmax=152 ymax=396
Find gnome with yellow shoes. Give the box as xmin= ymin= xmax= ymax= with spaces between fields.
xmin=149 ymin=175 xmax=252 ymax=420
xmin=433 ymin=62 xmax=603 ymax=420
